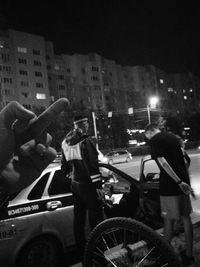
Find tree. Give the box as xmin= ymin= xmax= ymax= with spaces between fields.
xmin=111 ymin=114 xmax=129 ymax=148
xmin=165 ymin=113 xmax=182 ymax=136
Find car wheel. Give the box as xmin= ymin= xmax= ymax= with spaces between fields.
xmin=16 ymin=236 xmax=61 ymax=267
xmin=108 ymin=159 xmax=113 ymax=165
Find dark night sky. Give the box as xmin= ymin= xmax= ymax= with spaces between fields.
xmin=1 ymin=1 xmax=200 ymax=76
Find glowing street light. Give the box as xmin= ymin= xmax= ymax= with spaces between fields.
xmin=147 ymin=96 xmax=159 ymax=123
xmin=149 ymin=96 xmax=159 ymax=108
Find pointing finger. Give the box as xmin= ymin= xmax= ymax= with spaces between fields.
xmin=17 ymin=98 xmax=70 ymax=146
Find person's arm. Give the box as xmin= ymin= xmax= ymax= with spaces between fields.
xmin=60 ymin=148 xmax=72 ymax=177
xmin=157 ymin=157 xmax=193 ymax=195
xmin=184 ymin=151 xmax=191 ymax=168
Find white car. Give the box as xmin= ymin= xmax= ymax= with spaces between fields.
xmin=0 ymin=165 xmax=74 ymax=267
xmin=0 ymin=163 xmax=136 ymax=267
xmin=105 ymin=149 xmax=132 ymax=165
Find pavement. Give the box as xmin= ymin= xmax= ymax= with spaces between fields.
xmin=70 ymin=196 xmax=200 ymax=267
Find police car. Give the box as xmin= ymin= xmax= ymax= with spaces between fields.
xmin=0 ymin=164 xmax=74 ymax=267
xmin=0 ymin=158 xmax=162 ymax=267
xmin=0 ymin=161 xmax=139 ymax=267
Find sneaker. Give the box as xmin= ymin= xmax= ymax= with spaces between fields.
xmin=180 ymin=250 xmax=195 ymax=266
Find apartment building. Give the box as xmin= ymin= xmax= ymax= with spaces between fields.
xmin=0 ymin=29 xmax=51 ymax=111
xmin=1 ymin=28 xmax=200 ymax=118
xmin=50 ymin=53 xmax=144 ymax=113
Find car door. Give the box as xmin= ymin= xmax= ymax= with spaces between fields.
xmin=99 ymin=163 xmax=140 ymax=218
xmin=139 ymin=156 xmax=163 ymax=227
xmin=43 ymin=168 xmax=75 ymax=249
xmin=113 ymin=151 xmax=120 ymax=163
xmin=115 ymin=150 xmax=123 ymax=163
xmin=117 ymin=150 xmax=128 ymax=163
xmin=0 ymin=172 xmax=51 ymax=267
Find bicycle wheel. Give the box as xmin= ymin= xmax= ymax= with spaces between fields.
xmin=84 ymin=217 xmax=182 ymax=267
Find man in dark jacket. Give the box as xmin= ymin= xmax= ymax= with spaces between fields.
xmin=61 ymin=115 xmax=104 ymax=261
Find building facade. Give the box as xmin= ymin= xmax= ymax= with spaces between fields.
xmin=0 ymin=29 xmax=51 ymax=111
xmin=1 ymin=28 xmax=200 ymax=119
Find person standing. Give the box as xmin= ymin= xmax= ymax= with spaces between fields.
xmin=61 ymin=115 xmax=104 ymax=262
xmin=144 ymin=123 xmax=194 ymax=266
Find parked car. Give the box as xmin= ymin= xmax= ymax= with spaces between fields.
xmin=105 ymin=149 xmax=132 ymax=164
xmin=0 ymin=156 xmax=162 ymax=267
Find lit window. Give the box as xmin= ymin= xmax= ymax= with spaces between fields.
xmin=55 ymin=65 xmax=60 ymax=70
xmin=160 ymin=79 xmax=164 ymax=84
xmin=190 ymin=88 xmax=193 ymax=92
xmin=183 ymin=89 xmax=186 ymax=93
xmin=184 ymin=95 xmax=187 ymax=100
xmin=36 ymin=93 xmax=46 ymax=99
xmin=168 ymin=88 xmax=173 ymax=92
xmin=17 ymin=47 xmax=27 ymax=53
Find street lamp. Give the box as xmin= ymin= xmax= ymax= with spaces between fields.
xmin=147 ymin=96 xmax=159 ymax=124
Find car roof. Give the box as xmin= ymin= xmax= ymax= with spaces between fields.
xmin=8 ymin=164 xmax=61 ymax=205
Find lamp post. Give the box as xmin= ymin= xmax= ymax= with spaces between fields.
xmin=92 ymin=111 xmax=99 ymax=150
xmin=147 ymin=96 xmax=159 ymax=124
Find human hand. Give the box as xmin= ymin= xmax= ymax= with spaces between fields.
xmin=0 ymin=98 xmax=70 ymax=194
xmin=178 ymin=181 xmax=194 ymax=196
xmin=96 ymin=188 xmax=105 ymax=202
xmin=191 ymin=191 xmax=197 ymax=200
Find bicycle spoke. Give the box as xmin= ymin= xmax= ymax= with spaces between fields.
xmin=85 ymin=218 xmax=181 ymax=267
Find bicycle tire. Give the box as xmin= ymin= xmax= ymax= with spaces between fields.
xmin=84 ymin=217 xmax=182 ymax=267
